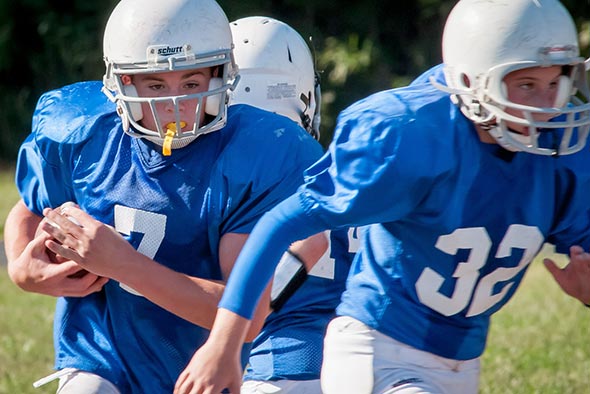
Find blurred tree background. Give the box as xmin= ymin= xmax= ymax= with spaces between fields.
xmin=0 ymin=0 xmax=587 ymax=163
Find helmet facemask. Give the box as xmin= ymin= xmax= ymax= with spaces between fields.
xmin=433 ymin=0 xmax=590 ymax=156
xmin=104 ymin=54 xmax=237 ymax=152
xmin=101 ymin=0 xmax=238 ymax=154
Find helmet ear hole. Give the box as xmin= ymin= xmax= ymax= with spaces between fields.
xmin=205 ymin=77 xmax=223 ymax=116
xmin=554 ymin=75 xmax=573 ymax=108
xmin=122 ymin=84 xmax=143 ymax=121
xmin=460 ymin=73 xmax=471 ymax=89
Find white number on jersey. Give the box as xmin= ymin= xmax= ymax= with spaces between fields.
xmin=114 ymin=205 xmax=167 ymax=296
xmin=309 ymin=228 xmax=360 ymax=279
xmin=415 ymin=225 xmax=543 ymax=317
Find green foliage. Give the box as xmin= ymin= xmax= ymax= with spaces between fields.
xmin=0 ymin=0 xmax=118 ymax=162
xmin=0 ymin=0 xmax=587 ymax=158
xmin=0 ymin=0 xmax=456 ymax=157
xmin=0 ymin=88 xmax=33 ymax=162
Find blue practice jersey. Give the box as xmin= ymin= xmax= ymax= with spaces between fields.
xmin=16 ymin=81 xmax=323 ymax=393
xmin=220 ymin=77 xmax=590 ymax=361
xmin=244 ymin=228 xmax=356 ymax=381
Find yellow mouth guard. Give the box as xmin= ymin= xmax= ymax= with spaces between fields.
xmin=163 ymin=122 xmax=186 ymax=156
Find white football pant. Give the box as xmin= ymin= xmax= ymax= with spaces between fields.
xmin=322 ymin=316 xmax=480 ymax=394
xmin=242 ymin=379 xmax=321 ymax=393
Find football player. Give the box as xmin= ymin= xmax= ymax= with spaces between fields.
xmin=42 ymin=14 xmax=355 ymax=394
xmin=413 ymin=63 xmax=590 ymax=310
xmin=174 ymin=1 xmax=590 ymax=393
xmin=4 ymin=0 xmax=325 ymax=393
xmin=230 ymin=16 xmax=356 ymax=394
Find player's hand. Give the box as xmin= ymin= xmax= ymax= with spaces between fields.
xmin=544 ymin=245 xmax=590 ymax=306
xmin=174 ymin=339 xmax=242 ymax=394
xmin=40 ymin=203 xmax=137 ymax=281
xmin=7 ymin=229 xmax=108 ymax=297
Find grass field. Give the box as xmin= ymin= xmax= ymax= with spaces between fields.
xmin=0 ymin=168 xmax=589 ymax=393
xmin=0 ymin=271 xmax=56 ymax=394
xmin=0 ymin=164 xmax=19 ymax=237
xmin=1 ymin=251 xmax=588 ymax=394
xmin=479 ymin=248 xmax=590 ymax=393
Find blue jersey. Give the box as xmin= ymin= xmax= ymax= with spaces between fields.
xmin=16 ymin=81 xmax=323 ymax=393
xmin=220 ymin=77 xmax=590 ymax=361
xmin=244 ymin=228 xmax=356 ymax=381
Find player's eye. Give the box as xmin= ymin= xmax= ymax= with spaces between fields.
xmin=148 ymin=83 xmax=166 ymax=91
xmin=517 ymin=82 xmax=534 ymax=91
xmin=185 ymin=82 xmax=201 ymax=89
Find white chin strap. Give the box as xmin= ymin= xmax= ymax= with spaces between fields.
xmin=489 ymin=127 xmax=534 ymax=152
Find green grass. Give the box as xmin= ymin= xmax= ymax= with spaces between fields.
xmin=0 ymin=165 xmax=19 ymax=238
xmin=0 ymin=166 xmax=57 ymax=394
xmin=0 ymin=166 xmax=588 ymax=393
xmin=1 ymin=252 xmax=588 ymax=393
xmin=480 ymin=249 xmax=590 ymax=393
xmin=0 ymin=270 xmax=57 ymax=394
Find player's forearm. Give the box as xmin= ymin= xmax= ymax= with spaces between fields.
xmin=208 ymin=307 xmax=251 ymax=351
xmin=4 ymin=200 xmax=43 ymax=288
xmin=245 ymin=283 xmax=273 ymax=341
xmin=4 ymin=200 xmax=40 ymax=264
xmin=112 ymin=254 xmax=223 ymax=328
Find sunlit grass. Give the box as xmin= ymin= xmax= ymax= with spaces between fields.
xmin=0 ymin=165 xmax=19 ymax=238
xmin=0 ymin=269 xmax=57 ymax=394
xmin=481 ymin=248 xmax=590 ymax=393
xmin=0 ymin=166 xmax=57 ymax=394
xmin=2 ymin=251 xmax=588 ymax=394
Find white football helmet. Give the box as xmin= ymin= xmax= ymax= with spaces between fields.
xmin=230 ymin=16 xmax=321 ymax=139
xmin=432 ymin=0 xmax=590 ymax=156
xmin=102 ymin=0 xmax=238 ymax=150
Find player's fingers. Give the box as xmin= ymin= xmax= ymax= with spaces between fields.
xmin=45 ymin=239 xmax=81 ymax=263
xmin=28 ymin=230 xmax=52 ymax=252
xmin=45 ymin=259 xmax=82 ymax=274
xmin=225 ymin=382 xmax=240 ymax=394
xmin=41 ymin=220 xmax=68 ymax=243
xmin=543 ymin=258 xmax=564 ymax=286
xmin=60 ymin=203 xmax=95 ymax=229
xmin=59 ymin=272 xmax=108 ymax=297
xmin=173 ymin=373 xmax=185 ymax=394
xmin=173 ymin=374 xmax=192 ymax=394
xmin=569 ymin=245 xmax=585 ymax=257
xmin=43 ymin=208 xmax=84 ymax=238
xmin=85 ymin=275 xmax=109 ymax=293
